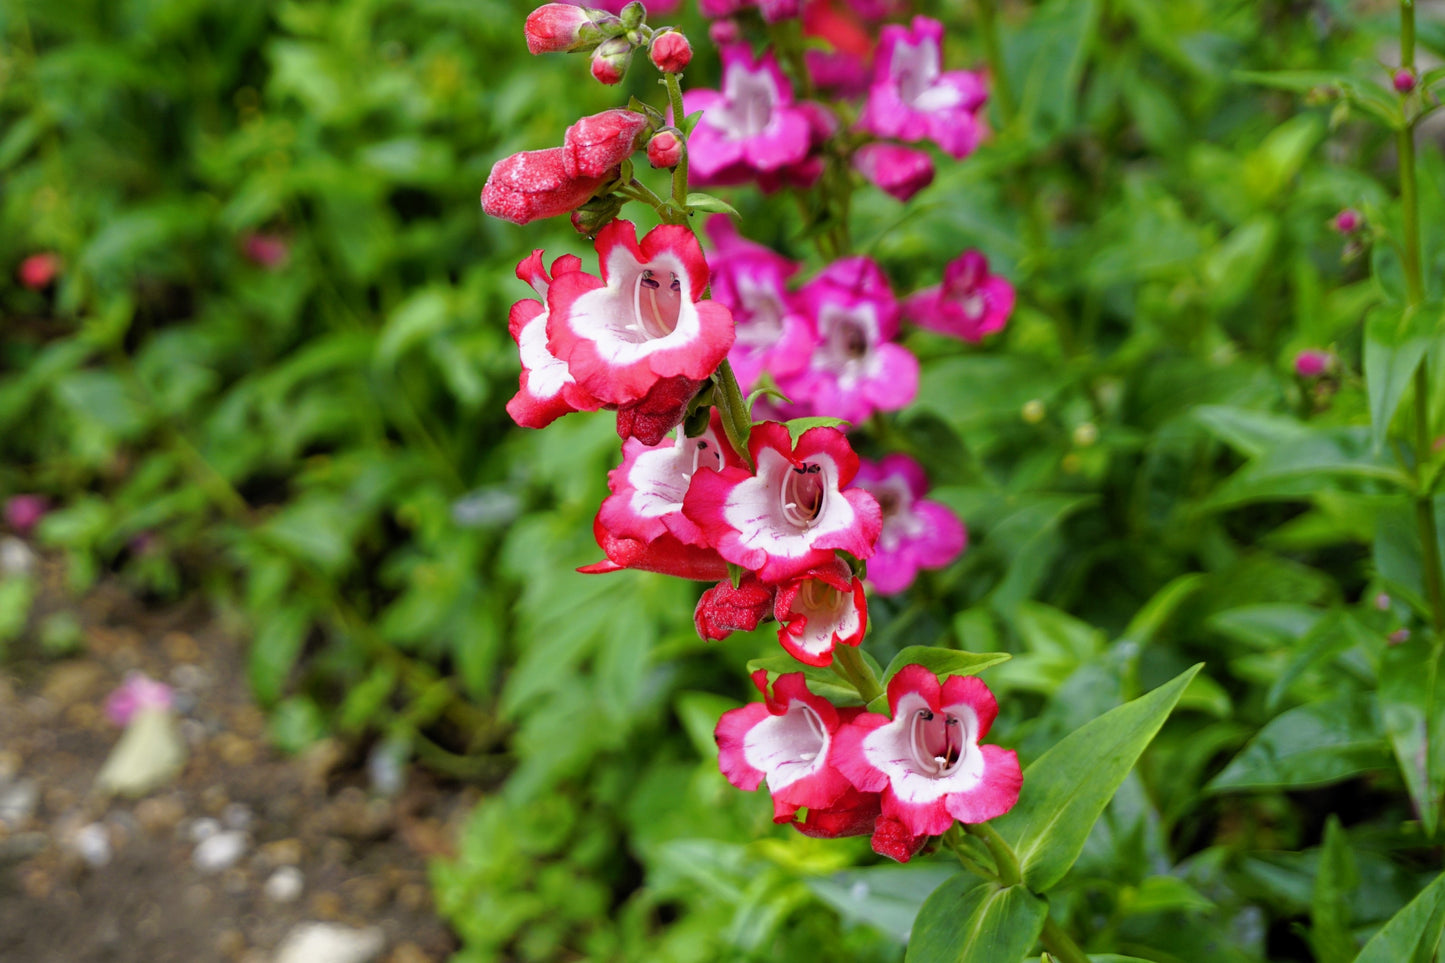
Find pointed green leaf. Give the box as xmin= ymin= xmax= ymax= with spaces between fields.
xmin=1379 ymin=640 xmax=1445 ymax=837
xmin=685 ymin=191 xmax=741 ymax=217
xmin=994 ymin=665 xmax=1201 ymax=891
xmin=1354 ymin=870 xmax=1445 ymax=963
xmin=746 ymin=652 xmax=868 ymax=707
xmin=1208 ymin=693 xmax=1390 ymax=792
xmin=904 ymin=876 xmax=1046 ymax=963
xmin=1309 ymin=815 xmax=1359 ymax=963
xmin=783 ymin=416 xmax=851 ymax=442
xmin=1364 ymin=302 xmax=1439 ymax=451
xmin=871 ymin=649 xmax=1012 ymax=714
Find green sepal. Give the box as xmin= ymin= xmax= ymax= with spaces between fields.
xmin=685 ymin=192 xmax=741 ymax=217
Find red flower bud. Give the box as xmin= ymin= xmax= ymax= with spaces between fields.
xmin=646 ymin=130 xmax=683 ymax=168
xmin=17 ymin=253 xmax=59 ymax=290
xmin=242 ymin=232 xmax=289 ymax=269
xmin=590 ymin=36 xmax=632 ymax=85
xmin=649 ymin=31 xmax=692 ymax=73
xmin=1394 ymin=68 xmax=1416 ymax=94
xmin=614 ymin=375 xmax=705 ymax=446
xmin=524 ymin=3 xmax=606 ymax=55
xmin=4 ymin=495 xmax=48 ymax=535
xmin=694 ymin=575 xmax=776 ymax=641
xmin=1294 ymin=349 xmax=1334 ymax=378
xmin=1332 ymin=208 xmax=1361 ymax=234
xmin=482 ymin=148 xmax=605 ymax=225
xmin=563 ymin=109 xmax=650 ymax=178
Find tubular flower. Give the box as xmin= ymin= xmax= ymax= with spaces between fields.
xmin=858 ymin=16 xmax=987 ymax=160
xmin=715 ymin=671 xmax=856 ymax=823
xmin=483 ymin=148 xmax=606 ymax=225
xmin=680 ymin=46 xmax=814 ymax=186
xmin=546 ymin=219 xmax=735 ymax=407
xmin=835 ymin=665 xmax=1022 ymax=839
xmin=773 ymin=557 xmax=867 ymax=666
xmin=524 ymin=4 xmax=613 ymax=54
xmin=683 ymin=421 xmax=881 ymax=584
xmin=563 ymin=109 xmax=651 ymax=179
xmin=853 ymin=143 xmax=935 ymax=202
xmin=705 ymin=216 xmax=815 ymax=393
xmin=506 ymin=251 xmax=606 ymax=429
xmin=783 ymin=256 xmax=918 ymax=425
xmin=851 ymin=454 xmax=966 ymax=594
xmin=902 ymin=250 xmax=1014 ymax=342
xmin=579 ymin=514 xmax=730 ymax=581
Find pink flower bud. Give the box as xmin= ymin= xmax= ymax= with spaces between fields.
xmin=524 ymin=3 xmax=605 ymax=54
xmin=709 ymin=19 xmax=741 ymax=45
xmin=590 ymin=36 xmax=632 ymax=85
xmin=242 ymin=232 xmax=289 ymax=269
xmin=563 ymin=109 xmax=650 ymax=178
xmin=4 ymin=495 xmax=47 ymax=535
xmin=853 ymin=143 xmax=935 ymax=201
xmin=1332 ymin=208 xmax=1361 ymax=233
xmin=646 ymin=129 xmax=683 ymax=168
xmin=694 ymin=575 xmax=775 ymax=641
xmin=650 ymin=31 xmax=692 ymax=73
xmin=1389 ymin=628 xmax=1411 ymax=645
xmin=1375 ymin=592 xmax=1391 ymax=611
xmin=1394 ymin=68 xmax=1416 ymax=94
xmin=105 ymin=672 xmax=175 ymax=726
xmin=1294 ymin=349 xmax=1333 ymax=378
xmin=482 ymin=147 xmax=605 ymax=225
xmin=17 ymin=253 xmax=59 ymax=290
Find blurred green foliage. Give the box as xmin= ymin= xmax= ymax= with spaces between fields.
xmin=5 ymin=0 xmax=1445 ymax=960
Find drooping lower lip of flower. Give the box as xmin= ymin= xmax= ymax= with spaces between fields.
xmin=505 ymin=251 xmax=604 ymax=430
xmin=773 ymin=558 xmax=867 ymax=666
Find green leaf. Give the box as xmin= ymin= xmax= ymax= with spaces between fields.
xmin=1194 ymin=404 xmax=1309 ymax=459
xmin=1309 ymin=815 xmax=1359 ymax=963
xmin=904 ymin=877 xmax=1046 ymax=963
xmin=746 ymin=652 xmax=867 ymax=707
xmin=869 ymin=649 xmax=1012 ymax=712
xmin=993 ymin=665 xmax=1201 ymax=891
xmin=375 ymin=287 xmax=451 ymax=368
xmin=1205 ymin=427 xmax=1412 ymax=509
xmin=248 ymin=602 xmax=311 ymax=706
xmin=673 ymin=691 xmax=740 ymax=760
xmin=1354 ymin=870 xmax=1445 ymax=963
xmin=685 ymin=192 xmax=741 ymax=217
xmin=1207 ymin=694 xmax=1390 ymax=792
xmin=1379 ymin=640 xmax=1445 ymax=837
xmin=783 ymin=416 xmax=851 ymax=442
xmin=807 ymin=865 xmax=957 ymax=945
xmin=1364 ymin=301 xmax=1440 ymax=451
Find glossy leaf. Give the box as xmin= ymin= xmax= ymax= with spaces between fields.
xmin=1208 ymin=694 xmax=1390 ymax=792
xmin=1364 ymin=302 xmax=1440 ymax=451
xmin=1379 ymin=640 xmax=1445 ymax=837
xmin=1354 ymin=870 xmax=1445 ymax=963
xmin=904 ymin=876 xmax=1046 ymax=963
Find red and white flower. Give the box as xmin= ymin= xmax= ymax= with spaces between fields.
xmin=547 ymin=219 xmax=735 ymax=406
xmin=506 ymin=251 xmax=605 ymax=429
xmin=715 ymin=671 xmax=856 ymax=823
xmin=773 ymin=557 xmax=867 ymax=665
xmin=835 ymin=665 xmax=1022 ymax=838
xmin=683 ymin=422 xmax=881 ymax=583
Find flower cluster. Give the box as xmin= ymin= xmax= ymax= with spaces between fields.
xmin=483 ymin=2 xmax=1023 ymax=863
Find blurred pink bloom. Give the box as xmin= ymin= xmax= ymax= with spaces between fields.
xmin=854 ymin=143 xmax=935 ymax=201
xmin=4 ymin=495 xmax=47 ymax=535
xmin=1393 ymin=69 xmax=1416 ymax=94
xmin=902 ymin=250 xmax=1015 ymax=342
xmin=105 ymin=673 xmax=175 ymax=727
xmin=18 ymin=253 xmax=60 ymax=289
xmin=1331 ymin=208 xmax=1361 ymax=234
xmin=242 ymin=232 xmax=289 ymax=269
xmin=681 ymin=46 xmax=814 ymax=186
xmin=1294 ymin=349 xmax=1334 ymax=378
xmin=859 ymin=17 xmax=987 ymax=159
xmin=851 ymin=454 xmax=966 ymax=594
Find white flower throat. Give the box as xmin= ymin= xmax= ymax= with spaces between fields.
xmin=781 ymin=463 xmax=826 ymax=528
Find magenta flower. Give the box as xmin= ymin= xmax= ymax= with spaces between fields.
xmin=4 ymin=495 xmax=48 ymax=535
xmin=783 ymin=256 xmax=919 ymax=424
xmin=853 ymin=143 xmax=935 ymax=202
xmin=1294 ymin=349 xmax=1334 ymax=378
xmin=546 ymin=219 xmax=735 ymax=407
xmin=773 ymin=558 xmax=867 ymax=666
xmin=852 ymin=454 xmax=966 ymax=594
xmin=683 ymin=421 xmax=880 ymax=583
xmin=680 ymin=46 xmax=814 ymax=186
xmin=705 ymin=217 xmax=816 ymax=392
xmin=505 ymin=251 xmax=605 ymax=430
xmin=835 ymin=665 xmax=1022 ymax=838
xmin=902 ymin=250 xmax=1015 ymax=342
xmin=242 ymin=232 xmax=289 ymax=269
xmin=715 ymin=671 xmax=856 ymax=823
xmin=858 ymin=17 xmax=987 ymax=160
xmin=104 ymin=672 xmax=175 ymax=727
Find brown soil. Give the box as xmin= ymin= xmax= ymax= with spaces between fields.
xmin=0 ymin=553 xmax=468 ymax=963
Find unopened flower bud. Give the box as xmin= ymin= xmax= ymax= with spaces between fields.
xmin=524 ymin=4 xmax=609 ymax=55
xmin=1021 ymin=399 xmax=1046 ymax=424
xmin=1072 ymin=422 xmax=1098 ymax=447
xmin=482 ymin=147 xmax=605 ymax=225
xmin=4 ymin=495 xmax=47 ymax=535
xmin=1332 ymin=208 xmax=1361 ymax=233
xmin=564 ymin=108 xmax=650 ymax=178
xmin=1389 ymin=628 xmax=1411 ymax=645
xmin=17 ymin=252 xmax=59 ymax=289
xmin=620 ymin=0 xmax=645 ymax=30
xmin=1375 ymin=592 xmax=1391 ymax=611
xmin=1393 ymin=68 xmax=1416 ymax=94
xmin=709 ymin=19 xmax=741 ymax=45
xmin=650 ymin=30 xmax=692 ymax=73
xmin=569 ymin=193 xmax=627 ymax=236
xmin=1294 ymin=349 xmax=1334 ymax=379
xmin=646 ymin=129 xmax=684 ymax=168
xmin=590 ymin=36 xmax=632 ymax=85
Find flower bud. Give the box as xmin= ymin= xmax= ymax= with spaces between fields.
xmin=708 ymin=18 xmax=740 ymax=45
xmin=1072 ymin=422 xmax=1098 ymax=447
xmin=17 ymin=252 xmax=59 ymax=290
xmin=1393 ymin=68 xmax=1416 ymax=94
xmin=649 ymin=30 xmax=692 ymax=73
xmin=482 ymin=147 xmax=605 ymax=225
xmin=646 ymin=129 xmax=684 ymax=168
xmin=1021 ymin=399 xmax=1045 ymax=424
xmin=1332 ymin=208 xmax=1361 ymax=233
xmin=1389 ymin=628 xmax=1411 ymax=645
xmin=619 ymin=0 xmax=645 ymax=30
xmin=853 ymin=143 xmax=934 ymax=201
xmin=1294 ymin=349 xmax=1334 ymax=378
xmin=569 ymin=193 xmax=627 ymax=236
xmin=524 ymin=4 xmax=609 ymax=55
xmin=1375 ymin=592 xmax=1391 ymax=611
xmin=242 ymin=232 xmax=289 ymax=269
xmin=563 ymin=108 xmax=650 ymax=178
xmin=590 ymin=36 xmax=632 ymax=85
xmin=4 ymin=495 xmax=47 ymax=535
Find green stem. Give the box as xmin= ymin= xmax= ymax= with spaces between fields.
xmin=966 ymin=821 xmax=1021 ymax=886
xmin=1040 ymin=917 xmax=1093 ymax=963
xmin=831 ymin=644 xmax=883 ymax=704
xmin=663 ymin=73 xmax=690 ymax=214
xmin=712 ymin=358 xmax=754 ymax=470
xmin=941 ymin=826 xmax=997 ymax=879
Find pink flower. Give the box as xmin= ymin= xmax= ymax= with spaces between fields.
xmin=1394 ymin=68 xmax=1417 ymax=94
xmin=525 ymin=4 xmax=611 ymax=54
xmin=853 ymin=143 xmax=935 ymax=201
xmin=579 ymin=518 xmax=730 ymax=581
xmin=646 ymin=130 xmax=684 ymax=168
xmin=1332 ymin=208 xmax=1362 ymax=234
xmin=563 ymin=109 xmax=651 ymax=179
xmin=704 ymin=216 xmax=816 ymax=392
xmin=104 ymin=673 xmax=175 ymax=727
xmin=715 ymin=671 xmax=857 ymax=823
xmin=902 ymin=250 xmax=1014 ymax=342
xmin=545 ymin=219 xmax=734 ymax=407
xmin=650 ymin=30 xmax=692 ymax=73
xmin=782 ymin=256 xmax=919 ymax=424
xmin=590 ymin=36 xmax=632 ymax=84
xmin=505 ymin=251 xmax=606 ymax=429
xmin=482 ymin=148 xmax=605 ymax=225
xmin=242 ymin=232 xmax=289 ymax=269
xmin=858 ymin=17 xmax=988 ymax=160
xmin=695 ymin=574 xmax=776 ymax=640
xmin=851 ymin=454 xmax=966 ymax=594
xmin=4 ymin=495 xmax=47 ymax=535
xmin=17 ymin=253 xmax=59 ymax=290
xmin=680 ymin=46 xmax=815 ymax=186
xmin=699 ymin=0 xmax=800 ymax=21
xmin=773 ymin=557 xmax=867 ymax=666
xmin=683 ymin=421 xmax=881 ymax=583
xmin=835 ymin=665 xmax=1022 ymax=839
xmin=1294 ymin=349 xmax=1334 ymax=378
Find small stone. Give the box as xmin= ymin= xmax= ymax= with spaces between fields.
xmin=0 ymin=536 xmax=36 ymax=577
xmin=189 ymin=817 xmax=222 ymax=842
xmin=342 ymin=874 xmax=391 ymax=913
xmin=19 ymin=864 xmax=54 ymax=900
xmin=299 ymin=739 xmax=346 ymax=793
xmin=162 ymin=631 xmax=201 ymax=663
xmin=0 ymin=831 xmax=48 ymax=866
xmin=0 ymin=779 xmax=39 ymax=829
xmin=0 ymin=750 xmax=20 ymax=783
xmin=222 ymin=802 xmax=254 ymax=831
xmin=215 ymin=733 xmax=257 ymax=767
xmin=388 ymin=943 xmax=432 ymax=963
xmin=65 ymin=702 xmax=100 ymax=729
xmin=172 ymin=663 xmax=209 ymax=692
xmin=265 ymin=866 xmax=305 ymax=904
xmin=193 ymin=829 xmax=248 ymax=874
xmin=135 ymin=795 xmax=187 ymax=835
xmin=396 ymin=882 xmax=428 ymax=912
xmin=272 ymin=923 xmax=386 ymax=963
xmin=201 ymin=784 xmax=230 ymax=813
xmin=216 ymin=928 xmax=247 ymax=960
xmin=73 ymin=823 xmax=113 ymax=867
xmin=259 ymin=837 xmax=303 ymax=867
xmin=309 ymin=891 xmax=345 ymax=921
xmin=41 ymin=661 xmax=107 ymax=707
